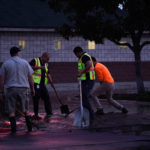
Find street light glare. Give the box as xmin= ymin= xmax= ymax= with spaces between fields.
xmin=118 ymin=4 xmax=123 ymax=10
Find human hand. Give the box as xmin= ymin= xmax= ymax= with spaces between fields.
xmin=78 ymin=71 xmax=83 ymax=77
xmin=31 ymin=88 xmax=35 ymax=96
xmin=40 ymin=66 xmax=46 ymax=70
xmin=0 ymin=92 xmax=4 ymax=100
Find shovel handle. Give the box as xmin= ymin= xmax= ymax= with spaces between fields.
xmin=79 ymin=80 xmax=84 ymax=118
xmin=51 ymin=82 xmax=63 ymax=105
xmin=16 ymin=109 xmax=25 ymax=117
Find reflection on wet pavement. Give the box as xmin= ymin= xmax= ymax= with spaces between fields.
xmin=1 ymin=100 xmax=150 ymax=135
xmin=0 ymin=110 xmax=74 ymax=133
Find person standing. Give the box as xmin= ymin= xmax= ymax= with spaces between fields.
xmin=0 ymin=46 xmax=35 ymax=133
xmin=29 ymin=52 xmax=53 ymax=121
xmin=73 ymin=46 xmax=95 ymax=122
xmin=91 ymin=56 xmax=128 ymax=115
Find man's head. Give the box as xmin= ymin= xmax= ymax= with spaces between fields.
xmin=10 ymin=46 xmax=21 ymax=57
xmin=73 ymin=46 xmax=84 ymax=58
xmin=41 ymin=52 xmax=50 ymax=63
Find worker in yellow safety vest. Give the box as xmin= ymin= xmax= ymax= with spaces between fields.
xmin=73 ymin=46 xmax=95 ymax=122
xmin=30 ymin=52 xmax=53 ymax=121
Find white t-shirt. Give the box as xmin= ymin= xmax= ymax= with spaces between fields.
xmin=0 ymin=56 xmax=34 ymax=88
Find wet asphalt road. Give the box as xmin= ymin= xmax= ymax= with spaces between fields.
xmin=0 ymin=100 xmax=150 ymax=150
xmin=0 ymin=129 xmax=150 ymax=150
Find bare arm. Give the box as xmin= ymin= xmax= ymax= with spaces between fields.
xmin=28 ymin=75 xmax=35 ymax=96
xmin=78 ymin=60 xmax=92 ymax=77
xmin=84 ymin=60 xmax=92 ymax=73
xmin=0 ymin=75 xmax=4 ymax=92
xmin=47 ymin=74 xmax=52 ymax=83
xmin=0 ymin=75 xmax=5 ymax=100
xmin=31 ymin=66 xmax=45 ymax=71
xmin=30 ymin=59 xmax=46 ymax=71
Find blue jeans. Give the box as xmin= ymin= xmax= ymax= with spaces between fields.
xmin=81 ymin=80 xmax=95 ymax=120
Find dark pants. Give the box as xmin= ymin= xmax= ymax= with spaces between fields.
xmin=33 ymin=84 xmax=52 ymax=116
xmin=81 ymin=80 xmax=95 ymax=120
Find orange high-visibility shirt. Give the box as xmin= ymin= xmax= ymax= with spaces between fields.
xmin=94 ymin=62 xmax=114 ymax=83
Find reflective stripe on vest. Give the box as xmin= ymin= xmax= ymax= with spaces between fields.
xmin=32 ymin=58 xmax=48 ymax=85
xmin=78 ymin=53 xmax=95 ymax=80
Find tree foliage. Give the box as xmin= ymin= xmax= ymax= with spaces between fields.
xmin=42 ymin=0 xmax=150 ymax=94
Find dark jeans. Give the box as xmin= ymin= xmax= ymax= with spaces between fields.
xmin=81 ymin=80 xmax=95 ymax=120
xmin=33 ymin=84 xmax=52 ymax=116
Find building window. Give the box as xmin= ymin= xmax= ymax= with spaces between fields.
xmin=19 ymin=40 xmax=26 ymax=49
xmin=88 ymin=41 xmax=95 ymax=49
xmin=54 ymin=40 xmax=62 ymax=50
xmin=120 ymin=41 xmax=127 ymax=49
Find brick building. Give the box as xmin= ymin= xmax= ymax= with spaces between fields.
xmin=0 ymin=0 xmax=150 ymax=93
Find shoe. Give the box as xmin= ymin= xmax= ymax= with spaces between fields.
xmin=32 ymin=115 xmax=42 ymax=120
xmin=89 ymin=117 xmax=95 ymax=128
xmin=25 ymin=116 xmax=32 ymax=132
xmin=44 ymin=114 xmax=51 ymax=122
xmin=9 ymin=117 xmax=16 ymax=133
xmin=122 ymin=108 xmax=128 ymax=114
xmin=95 ymin=109 xmax=104 ymax=115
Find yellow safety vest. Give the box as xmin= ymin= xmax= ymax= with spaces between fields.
xmin=78 ymin=53 xmax=95 ymax=80
xmin=32 ymin=58 xmax=48 ymax=85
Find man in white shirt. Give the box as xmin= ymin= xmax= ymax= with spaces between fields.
xmin=0 ymin=46 xmax=35 ymax=133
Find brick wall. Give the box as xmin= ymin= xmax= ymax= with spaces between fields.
xmin=0 ymin=61 xmax=150 ymax=83
xmin=0 ymin=30 xmax=150 ymax=63
xmin=0 ymin=29 xmax=150 ymax=84
xmin=49 ymin=61 xmax=150 ymax=83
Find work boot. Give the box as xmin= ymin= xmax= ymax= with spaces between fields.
xmin=32 ymin=115 xmax=42 ymax=120
xmin=89 ymin=117 xmax=95 ymax=128
xmin=25 ymin=116 xmax=32 ymax=132
xmin=95 ymin=109 xmax=104 ymax=115
xmin=122 ymin=107 xmax=128 ymax=114
xmin=44 ymin=114 xmax=51 ymax=122
xmin=9 ymin=117 xmax=16 ymax=133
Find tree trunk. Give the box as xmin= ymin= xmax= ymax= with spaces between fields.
xmin=134 ymin=50 xmax=145 ymax=94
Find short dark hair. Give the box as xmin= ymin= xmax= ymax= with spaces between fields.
xmin=91 ymin=56 xmax=97 ymax=62
xmin=42 ymin=52 xmax=50 ymax=57
xmin=73 ymin=46 xmax=83 ymax=54
xmin=10 ymin=46 xmax=21 ymax=56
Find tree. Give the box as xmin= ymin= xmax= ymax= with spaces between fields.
xmin=42 ymin=0 xmax=150 ymax=94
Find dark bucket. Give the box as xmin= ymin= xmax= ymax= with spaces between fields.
xmin=60 ymin=105 xmax=70 ymax=114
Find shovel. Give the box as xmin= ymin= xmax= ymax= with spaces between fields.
xmin=73 ymin=80 xmax=90 ymax=128
xmin=51 ymin=83 xmax=70 ymax=115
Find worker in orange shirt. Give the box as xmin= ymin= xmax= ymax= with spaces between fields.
xmin=91 ymin=57 xmax=128 ymax=115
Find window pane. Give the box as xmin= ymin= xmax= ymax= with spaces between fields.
xmin=88 ymin=41 xmax=95 ymax=49
xmin=54 ymin=40 xmax=61 ymax=50
xmin=120 ymin=41 xmax=127 ymax=49
xmin=19 ymin=40 xmax=26 ymax=49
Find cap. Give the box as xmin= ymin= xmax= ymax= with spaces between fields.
xmin=10 ymin=46 xmax=21 ymax=56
